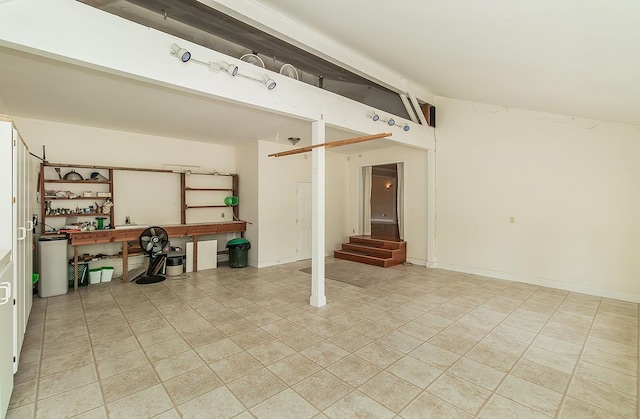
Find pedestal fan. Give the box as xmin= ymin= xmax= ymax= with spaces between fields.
xmin=136 ymin=226 xmax=169 ymax=284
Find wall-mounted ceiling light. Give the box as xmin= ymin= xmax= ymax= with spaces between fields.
xmin=397 ymin=123 xmax=410 ymax=131
xmin=263 ymin=74 xmax=277 ymax=90
xmin=288 ymin=137 xmax=301 ymax=145
xmin=368 ymin=112 xmax=380 ymax=121
xmin=170 ymin=43 xmax=191 ymax=62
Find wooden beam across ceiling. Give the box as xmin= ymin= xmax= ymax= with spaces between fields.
xmin=268 ymin=132 xmax=392 ymax=157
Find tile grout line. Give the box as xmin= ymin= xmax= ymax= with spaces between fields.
xmin=327 ymin=275 xmax=524 ymax=416
xmin=553 ymin=296 xmax=602 ymax=418
xmin=118 ymin=280 xmax=204 ymax=416
xmin=18 ymin=265 xmax=638 ymax=419
xmin=83 ymin=284 xmax=178 ymax=415
xmin=137 ymin=273 xmax=294 ymax=416
xmin=472 ymin=288 xmax=574 ymax=418
xmin=79 ymin=288 xmax=107 ymax=417
xmin=31 ymin=298 xmax=48 ymax=416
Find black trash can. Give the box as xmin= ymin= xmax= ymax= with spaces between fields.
xmin=227 ymin=238 xmax=251 ymax=268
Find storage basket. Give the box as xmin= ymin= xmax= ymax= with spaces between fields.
xmin=67 ymin=263 xmax=89 ymax=289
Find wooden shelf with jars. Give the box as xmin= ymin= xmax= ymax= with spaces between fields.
xmin=40 ymin=163 xmax=115 ymax=232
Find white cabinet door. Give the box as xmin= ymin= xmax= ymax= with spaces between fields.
xmin=11 ymin=127 xmax=33 ymax=373
xmin=0 ymin=258 xmax=14 ymax=418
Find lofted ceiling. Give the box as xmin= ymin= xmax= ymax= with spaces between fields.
xmin=0 ymin=46 xmax=378 ymax=151
xmin=1 ymin=0 xmax=637 ymax=158
xmin=256 ymin=0 xmax=640 ymax=126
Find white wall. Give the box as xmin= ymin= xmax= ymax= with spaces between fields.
xmin=256 ymin=141 xmax=349 ymax=267
xmin=348 ymin=147 xmax=429 ymax=265
xmin=434 ymin=97 xmax=640 ymax=301
xmin=14 ymin=117 xmax=237 ymax=274
xmin=235 ymin=141 xmax=259 ymax=266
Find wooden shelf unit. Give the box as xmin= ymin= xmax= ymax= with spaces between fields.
xmin=40 ymin=162 xmax=115 ymax=230
xmin=181 ymin=173 xmax=239 ymax=223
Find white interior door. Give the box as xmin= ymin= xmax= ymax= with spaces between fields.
xmin=0 ymin=259 xmax=14 ymax=417
xmin=296 ymin=182 xmax=312 ymax=260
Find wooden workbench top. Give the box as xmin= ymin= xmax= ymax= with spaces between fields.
xmin=67 ymin=221 xmax=246 ymax=245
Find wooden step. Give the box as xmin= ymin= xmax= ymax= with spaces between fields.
xmin=334 ymin=250 xmax=388 ymax=267
xmin=335 ymin=235 xmax=407 ymax=268
xmin=349 ymin=235 xmax=406 ymax=251
xmin=342 ymin=243 xmax=396 ymax=259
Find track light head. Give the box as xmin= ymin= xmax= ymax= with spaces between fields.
xmin=369 ymin=112 xmax=380 ymax=121
xmin=263 ymin=74 xmax=277 ymax=90
xmin=220 ymin=61 xmax=238 ymax=76
xmin=402 ymin=123 xmax=410 ymax=131
xmin=170 ymin=43 xmax=191 ymax=62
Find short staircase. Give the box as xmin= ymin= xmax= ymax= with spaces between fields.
xmin=334 ymin=236 xmax=406 ymax=268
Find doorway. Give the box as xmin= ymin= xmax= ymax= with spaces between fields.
xmin=362 ymin=163 xmax=403 ymax=241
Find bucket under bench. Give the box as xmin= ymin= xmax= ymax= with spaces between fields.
xmin=65 ymin=221 xmax=246 ymax=289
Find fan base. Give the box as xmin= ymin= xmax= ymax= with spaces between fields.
xmin=136 ymin=275 xmax=166 ymax=284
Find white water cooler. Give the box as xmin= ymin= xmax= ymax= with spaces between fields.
xmin=38 ymin=236 xmax=68 ymax=298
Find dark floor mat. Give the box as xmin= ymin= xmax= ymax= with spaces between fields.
xmin=300 ymin=260 xmax=407 ymax=288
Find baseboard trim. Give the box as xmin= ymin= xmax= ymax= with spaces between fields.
xmin=433 ymin=262 xmax=640 ymax=303
xmin=256 ymin=251 xmax=333 ymax=268
xmin=406 ymin=257 xmax=427 ymax=267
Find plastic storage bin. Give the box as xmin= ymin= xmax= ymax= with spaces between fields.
xmin=101 ymin=267 xmax=114 ymax=282
xmin=226 ymin=238 xmax=251 ymax=268
xmin=88 ymin=268 xmax=102 ymax=284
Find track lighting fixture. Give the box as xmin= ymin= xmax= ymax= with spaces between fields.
xmin=169 ymin=43 xmax=276 ymax=91
xmin=170 ymin=44 xmax=237 ymax=77
xmin=209 ymin=60 xmax=238 ymax=76
xmin=170 ymin=43 xmax=191 ymax=62
xmin=263 ymin=74 xmax=277 ymax=90
xmin=368 ymin=111 xmax=410 ymax=131
xmin=219 ymin=61 xmax=238 ymax=76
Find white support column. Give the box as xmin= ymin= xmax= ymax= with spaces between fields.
xmin=310 ymin=119 xmax=327 ymax=307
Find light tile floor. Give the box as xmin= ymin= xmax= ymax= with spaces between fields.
xmin=7 ymin=258 xmax=639 ymax=418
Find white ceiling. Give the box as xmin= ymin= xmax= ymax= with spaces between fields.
xmin=1 ymin=0 xmax=637 ymax=155
xmin=257 ymin=0 xmax=640 ymax=126
xmin=0 ymin=46 xmax=366 ymax=150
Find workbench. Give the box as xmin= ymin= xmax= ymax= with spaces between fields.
xmin=66 ymin=221 xmax=246 ymax=289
